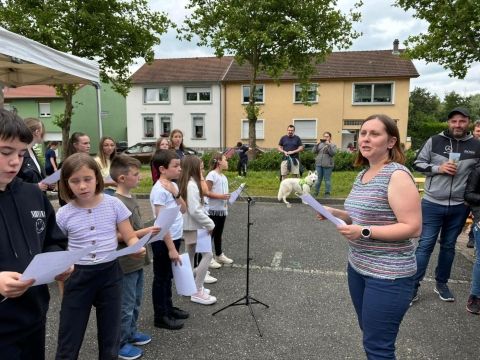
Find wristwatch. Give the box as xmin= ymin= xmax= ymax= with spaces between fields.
xmin=360 ymin=226 xmax=371 ymax=240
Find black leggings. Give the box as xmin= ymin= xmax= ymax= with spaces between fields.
xmin=210 ymin=214 xmax=227 ymax=256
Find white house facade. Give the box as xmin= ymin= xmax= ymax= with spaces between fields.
xmin=126 ymin=82 xmax=223 ymax=149
xmin=127 ymin=57 xmax=233 ymax=150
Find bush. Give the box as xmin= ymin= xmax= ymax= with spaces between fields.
xmin=333 ymin=151 xmax=355 ymax=171
xmin=405 ymin=149 xmax=416 ymax=171
xmin=300 ymin=150 xmax=315 ymax=171
xmin=248 ymin=150 xmax=283 ymax=171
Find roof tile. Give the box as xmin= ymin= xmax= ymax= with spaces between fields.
xmin=224 ymin=50 xmax=419 ymax=81
xmin=131 ymin=56 xmax=234 ymax=84
xmin=3 ymin=85 xmax=60 ymax=98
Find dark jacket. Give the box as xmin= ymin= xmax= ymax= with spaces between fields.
xmin=414 ymin=130 xmax=480 ymax=206
xmin=465 ymin=165 xmax=480 ymax=221
xmin=17 ymin=148 xmax=45 ymax=184
xmin=0 ymin=178 xmax=67 ymax=345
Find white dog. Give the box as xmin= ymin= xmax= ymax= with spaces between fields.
xmin=277 ymin=171 xmax=318 ymax=207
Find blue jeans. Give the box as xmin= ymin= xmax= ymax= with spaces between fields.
xmin=471 ymin=225 xmax=480 ymax=296
xmin=314 ymin=166 xmax=333 ymax=195
xmin=120 ymin=269 xmax=144 ymax=346
xmin=414 ymin=199 xmax=469 ymax=288
xmin=348 ymin=264 xmax=413 ymax=360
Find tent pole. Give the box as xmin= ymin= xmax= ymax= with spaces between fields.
xmin=0 ymin=83 xmax=4 ymax=109
xmin=95 ymin=82 xmax=103 ymax=138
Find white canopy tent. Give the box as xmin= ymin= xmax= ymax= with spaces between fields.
xmin=0 ymin=26 xmax=103 ymax=137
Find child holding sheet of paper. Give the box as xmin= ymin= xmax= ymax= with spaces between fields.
xmin=149 ymin=149 xmax=187 ymax=330
xmin=179 ymin=155 xmax=217 ymax=305
xmin=55 ymin=153 xmax=145 ymax=359
xmin=0 ymin=110 xmax=70 ymax=360
xmin=206 ymin=153 xmax=233 ymax=268
xmin=110 ymin=155 xmax=159 ymax=360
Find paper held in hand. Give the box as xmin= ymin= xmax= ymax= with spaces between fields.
xmin=229 ymin=183 xmax=246 ymax=204
xmin=20 ymin=245 xmax=96 ymax=286
xmin=298 ymin=193 xmax=346 ymax=226
xmin=103 ymin=232 xmax=151 ymax=262
xmin=42 ymin=169 xmax=61 ymax=185
xmin=196 ymin=229 xmax=212 ymax=253
xmin=171 ymin=253 xmax=197 ymax=296
xmin=149 ymin=205 xmax=181 ymax=243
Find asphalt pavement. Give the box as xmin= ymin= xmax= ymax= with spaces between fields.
xmin=45 ymin=198 xmax=480 ymax=360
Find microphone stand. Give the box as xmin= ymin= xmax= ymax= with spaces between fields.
xmin=212 ymin=185 xmax=269 ymax=337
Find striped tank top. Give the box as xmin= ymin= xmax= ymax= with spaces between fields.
xmin=344 ymin=162 xmax=416 ymax=279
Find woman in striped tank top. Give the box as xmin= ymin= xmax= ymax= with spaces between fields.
xmin=320 ymin=114 xmax=421 ymax=359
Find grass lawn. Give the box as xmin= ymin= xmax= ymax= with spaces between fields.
xmin=134 ymin=166 xmax=359 ymax=198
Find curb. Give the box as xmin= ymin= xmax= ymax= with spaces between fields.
xmin=47 ymin=192 xmax=346 ymax=205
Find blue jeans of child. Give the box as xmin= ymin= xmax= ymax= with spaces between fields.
xmin=413 ymin=199 xmax=469 ymax=289
xmin=120 ymin=269 xmax=144 ymax=346
xmin=314 ymin=166 xmax=333 ymax=195
xmin=471 ymin=225 xmax=480 ymax=296
xmin=348 ymin=264 xmax=413 ymax=360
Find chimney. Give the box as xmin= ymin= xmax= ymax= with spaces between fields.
xmin=392 ymin=39 xmax=400 ymax=55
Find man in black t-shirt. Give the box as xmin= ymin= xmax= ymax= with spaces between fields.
xmin=278 ymin=125 xmax=303 ymax=180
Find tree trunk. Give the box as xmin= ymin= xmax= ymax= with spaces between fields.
xmin=61 ymin=87 xmax=74 ymax=158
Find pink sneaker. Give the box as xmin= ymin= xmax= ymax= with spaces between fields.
xmin=191 ymin=290 xmax=217 ymax=305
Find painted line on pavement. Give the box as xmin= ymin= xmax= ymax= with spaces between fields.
xmin=270 ymin=252 xmax=283 ymax=268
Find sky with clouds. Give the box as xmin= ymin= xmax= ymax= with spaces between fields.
xmin=142 ymin=0 xmax=479 ymax=100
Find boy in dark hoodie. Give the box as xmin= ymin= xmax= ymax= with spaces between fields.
xmin=0 ymin=109 xmax=70 ymax=359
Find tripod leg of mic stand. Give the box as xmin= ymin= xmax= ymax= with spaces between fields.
xmin=246 ymin=299 xmax=263 ymax=337
xmin=212 ymin=295 xmax=248 ymax=316
xmin=247 ymin=296 xmax=269 ymax=308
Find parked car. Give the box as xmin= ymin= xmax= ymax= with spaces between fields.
xmin=116 ymin=141 xmax=128 ymax=154
xmin=303 ymin=142 xmax=316 ymax=152
xmin=123 ymin=141 xmax=201 ymax=163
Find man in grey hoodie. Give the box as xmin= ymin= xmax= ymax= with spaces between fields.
xmin=412 ymin=107 xmax=480 ymax=304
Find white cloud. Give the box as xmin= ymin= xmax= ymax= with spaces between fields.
xmin=145 ymin=0 xmax=480 ymax=99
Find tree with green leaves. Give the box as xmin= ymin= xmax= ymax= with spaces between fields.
xmin=442 ymin=91 xmax=471 ymax=120
xmin=181 ymin=0 xmax=361 ymax=151
xmin=407 ymin=87 xmax=442 ymax=149
xmin=469 ymin=94 xmax=480 ymax=122
xmin=396 ymin=0 xmax=479 ymax=79
xmin=0 ymin=0 xmax=170 ymax=154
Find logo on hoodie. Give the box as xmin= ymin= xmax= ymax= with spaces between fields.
xmin=31 ymin=210 xmax=46 ymax=234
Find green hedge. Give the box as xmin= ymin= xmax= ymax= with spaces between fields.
xmin=200 ymin=149 xmax=356 ymax=172
xmin=201 ymin=149 xmax=417 ymax=173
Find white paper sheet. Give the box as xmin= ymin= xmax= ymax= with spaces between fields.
xmin=20 ymin=245 xmax=96 ymax=286
xmin=298 ymin=193 xmax=346 ymax=226
xmin=195 ymin=229 xmax=212 ymax=253
xmin=103 ymin=232 xmax=151 ymax=262
xmin=171 ymin=253 xmax=197 ymax=296
xmin=149 ymin=205 xmax=181 ymax=243
xmin=42 ymin=169 xmax=61 ymax=185
xmin=229 ymin=183 xmax=245 ymax=204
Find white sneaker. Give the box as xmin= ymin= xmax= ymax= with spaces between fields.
xmin=191 ymin=291 xmax=217 ymax=305
xmin=216 ymin=253 xmax=233 ymax=264
xmin=204 ymin=272 xmax=217 ymax=284
xmin=202 ymin=287 xmax=210 ymax=295
xmin=209 ymin=258 xmax=222 ymax=269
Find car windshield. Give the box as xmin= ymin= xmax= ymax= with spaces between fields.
xmin=126 ymin=145 xmax=142 ymax=154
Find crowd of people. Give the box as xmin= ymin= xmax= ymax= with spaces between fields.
xmin=1 ymin=107 xmax=480 ymax=360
